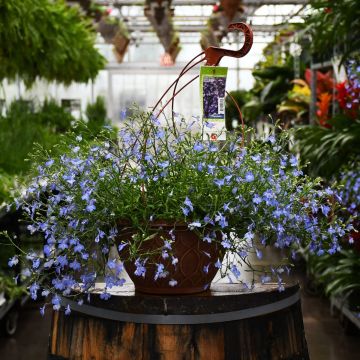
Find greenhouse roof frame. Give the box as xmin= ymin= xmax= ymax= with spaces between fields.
xmin=97 ymin=0 xmax=308 ymax=5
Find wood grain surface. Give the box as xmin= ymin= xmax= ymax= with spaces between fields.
xmin=49 ymin=284 xmax=309 ymax=360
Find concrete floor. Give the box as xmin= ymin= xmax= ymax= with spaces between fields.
xmin=0 ymin=285 xmax=359 ymax=359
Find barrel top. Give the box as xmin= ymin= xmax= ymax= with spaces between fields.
xmin=65 ymin=282 xmax=300 ymax=320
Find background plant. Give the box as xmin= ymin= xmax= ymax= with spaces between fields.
xmin=0 ymin=0 xmax=105 ymax=86
xmin=296 ymin=60 xmax=360 ymax=179
xmin=307 ymin=0 xmax=360 ymax=64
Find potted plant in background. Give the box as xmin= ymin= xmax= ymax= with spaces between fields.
xmin=144 ymin=0 xmax=181 ymax=63
xmin=200 ymin=1 xmax=245 ymax=50
xmin=4 ymin=106 xmax=353 ymax=312
xmin=97 ymin=10 xmax=130 ymax=63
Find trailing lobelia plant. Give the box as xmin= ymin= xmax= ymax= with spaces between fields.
xmin=6 ymin=109 xmax=352 ymax=313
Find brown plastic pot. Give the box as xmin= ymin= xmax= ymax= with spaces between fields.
xmin=116 ymin=221 xmax=223 ymax=295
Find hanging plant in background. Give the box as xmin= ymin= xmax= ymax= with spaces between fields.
xmin=97 ymin=9 xmax=130 ymax=63
xmin=144 ymin=0 xmax=181 ymax=63
xmin=200 ymin=0 xmax=245 ymax=50
xmin=0 ymin=0 xmax=106 ymax=86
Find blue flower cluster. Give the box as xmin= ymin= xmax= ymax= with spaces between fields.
xmin=338 ymin=163 xmax=360 ymax=221
xmin=9 ymin=109 xmax=351 ymax=314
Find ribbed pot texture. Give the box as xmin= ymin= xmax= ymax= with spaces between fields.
xmin=117 ymin=221 xmax=223 ymax=295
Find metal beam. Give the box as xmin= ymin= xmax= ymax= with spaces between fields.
xmin=105 ymin=62 xmax=255 ymax=73
xmin=127 ymin=24 xmax=281 ymax=33
xmin=96 ymin=0 xmax=308 ymax=6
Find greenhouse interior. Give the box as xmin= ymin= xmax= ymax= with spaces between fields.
xmin=0 ymin=0 xmax=359 ymax=359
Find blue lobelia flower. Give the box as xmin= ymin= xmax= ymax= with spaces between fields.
xmin=183 ymin=197 xmax=194 ymax=212
xmin=245 ymin=172 xmax=254 ymax=182
xmin=8 ymin=256 xmax=19 ymax=267
xmin=134 ymin=258 xmax=147 ymax=277
xmin=86 ymin=199 xmax=96 ymax=212
xmin=65 ymin=304 xmax=71 ymax=316
xmin=154 ymin=263 xmax=168 ymax=280
xmin=203 ymin=264 xmax=210 ymax=274
xmin=214 ymin=178 xmax=225 ymax=188
xmin=100 ymin=292 xmax=111 ymax=300
xmin=95 ymin=229 xmax=106 ymax=243
xmin=29 ymin=282 xmax=40 ymax=300
xmin=193 ymin=142 xmax=204 ymax=152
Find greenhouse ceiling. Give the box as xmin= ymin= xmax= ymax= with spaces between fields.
xmin=94 ymin=0 xmax=309 ymax=41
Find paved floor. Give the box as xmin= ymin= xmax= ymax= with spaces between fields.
xmin=0 ymin=284 xmax=359 ymax=359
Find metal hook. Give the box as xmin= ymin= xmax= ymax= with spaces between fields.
xmin=204 ymin=22 xmax=253 ymax=66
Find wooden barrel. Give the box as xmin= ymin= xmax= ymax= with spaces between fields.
xmin=48 ymin=283 xmax=309 ymax=360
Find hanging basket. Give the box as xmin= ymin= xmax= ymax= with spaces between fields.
xmin=220 ymin=0 xmax=244 ymax=21
xmin=113 ymin=33 xmax=130 ymax=63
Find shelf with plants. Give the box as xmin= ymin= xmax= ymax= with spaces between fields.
xmin=226 ymin=24 xmax=306 ymax=129
xmin=144 ymin=0 xmax=181 ymax=63
xmin=296 ymin=58 xmax=360 ymax=179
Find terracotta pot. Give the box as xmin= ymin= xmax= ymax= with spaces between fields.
xmin=116 ymin=221 xmax=223 ymax=295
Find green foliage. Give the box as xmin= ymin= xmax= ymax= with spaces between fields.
xmin=307 ymin=0 xmax=360 ymax=63
xmin=0 ymin=272 xmax=26 ymax=300
xmin=0 ymin=171 xmax=19 ymax=207
xmin=244 ymin=64 xmax=294 ymax=121
xmin=37 ymin=99 xmax=74 ymax=133
xmin=85 ymin=96 xmax=110 ymax=133
xmin=0 ymin=99 xmax=73 ymax=175
xmin=307 ymin=249 xmax=360 ymax=310
xmin=0 ymin=0 xmax=106 ymax=86
xmin=296 ymin=118 xmax=360 ymax=179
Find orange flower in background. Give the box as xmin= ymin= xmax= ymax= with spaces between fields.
xmin=305 ymin=69 xmax=334 ymax=97
xmin=316 ymin=93 xmax=332 ymax=128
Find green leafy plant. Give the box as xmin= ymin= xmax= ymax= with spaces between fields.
xmin=296 ymin=64 xmax=360 ymax=178
xmin=278 ymin=79 xmax=310 ymax=123
xmin=0 ymin=272 xmax=26 ymax=300
xmin=296 ymin=118 xmax=360 ymax=178
xmin=85 ymin=96 xmax=110 ymax=134
xmin=306 ymin=249 xmax=360 ymax=311
xmin=306 ymin=0 xmax=360 ymax=64
xmin=8 ymin=108 xmax=352 ymax=312
xmin=0 ymin=171 xmax=18 ymax=207
xmin=0 ymin=0 xmax=105 ymax=86
xmin=0 ymin=99 xmax=74 ymax=175
xmin=243 ymin=64 xmax=294 ymax=121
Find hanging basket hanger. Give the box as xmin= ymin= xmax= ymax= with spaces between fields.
xmin=152 ymin=22 xmax=253 ymax=143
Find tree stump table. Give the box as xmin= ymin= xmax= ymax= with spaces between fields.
xmin=48 ymin=283 xmax=309 ymax=360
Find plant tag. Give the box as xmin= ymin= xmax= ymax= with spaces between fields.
xmin=200 ymin=66 xmax=228 ymax=141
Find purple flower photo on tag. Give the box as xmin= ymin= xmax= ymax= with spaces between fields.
xmin=203 ymin=77 xmax=226 ymax=119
